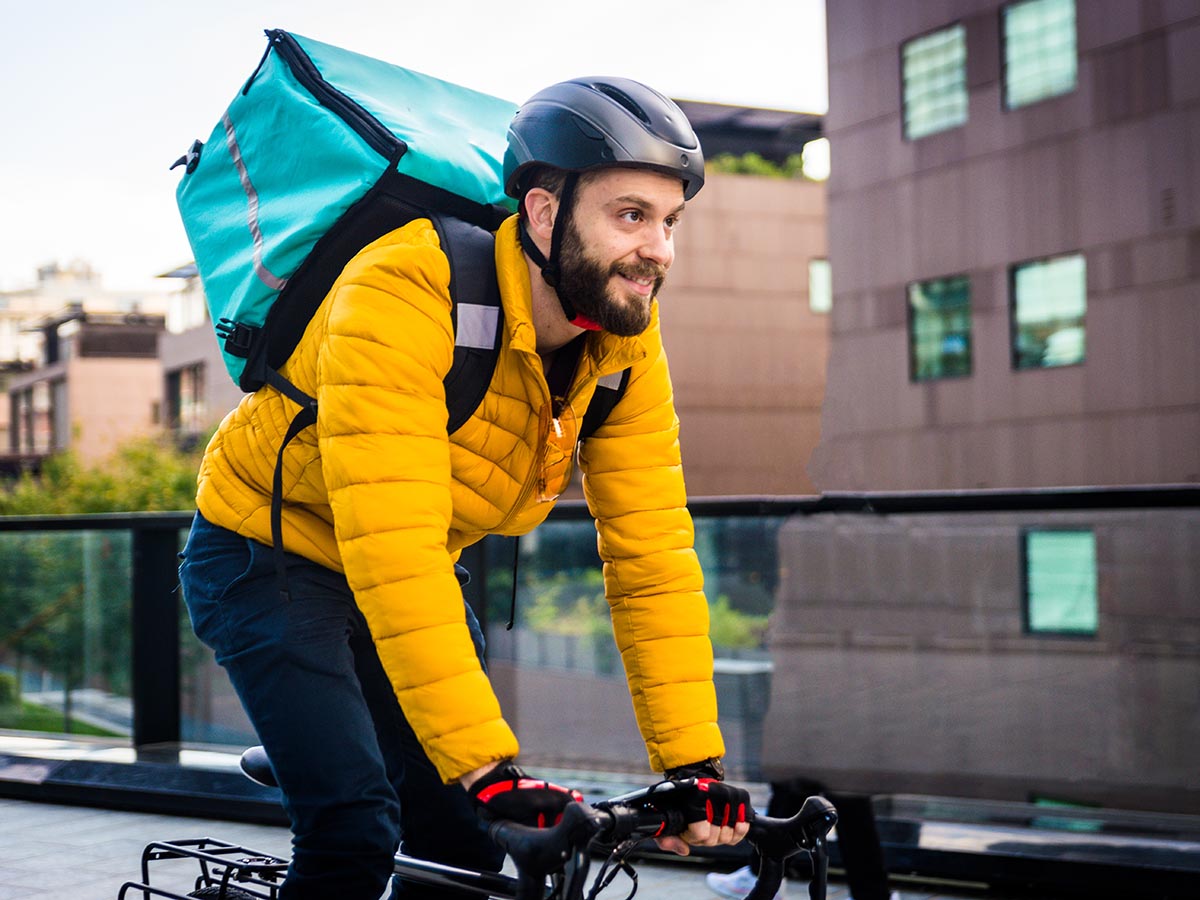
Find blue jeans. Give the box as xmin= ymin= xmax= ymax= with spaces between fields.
xmin=179 ymin=512 xmax=504 ymax=900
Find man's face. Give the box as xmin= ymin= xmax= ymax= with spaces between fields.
xmin=555 ymin=168 xmax=686 ymax=336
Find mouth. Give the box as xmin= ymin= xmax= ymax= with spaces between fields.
xmin=618 ymin=273 xmax=657 ymax=297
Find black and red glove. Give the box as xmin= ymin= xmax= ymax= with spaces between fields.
xmin=468 ymin=760 xmax=584 ymax=828
xmin=652 ymin=759 xmax=753 ymax=831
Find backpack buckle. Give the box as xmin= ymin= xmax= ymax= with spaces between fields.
xmin=216 ymin=318 xmax=259 ymax=358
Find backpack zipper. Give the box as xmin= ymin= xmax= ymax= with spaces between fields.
xmin=264 ymin=29 xmax=405 ymax=162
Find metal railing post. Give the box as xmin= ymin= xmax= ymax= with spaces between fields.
xmin=131 ymin=524 xmax=182 ymax=748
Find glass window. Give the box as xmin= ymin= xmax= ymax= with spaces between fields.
xmin=902 ymin=24 xmax=969 ymax=140
xmin=1003 ymin=0 xmax=1078 ymax=109
xmin=1011 ymin=253 xmax=1086 ymax=369
xmin=1024 ymin=529 xmax=1098 ymax=635
xmin=907 ymin=275 xmax=972 ymax=380
xmin=809 ymin=259 xmax=832 ymax=314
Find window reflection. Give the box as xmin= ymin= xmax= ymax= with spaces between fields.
xmin=902 ymin=24 xmax=969 ymax=140
xmin=1011 ymin=253 xmax=1086 ymax=369
xmin=908 ymin=275 xmax=972 ymax=380
xmin=1004 ymin=0 xmax=1078 ymax=109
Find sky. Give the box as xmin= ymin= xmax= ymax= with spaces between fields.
xmin=0 ymin=0 xmax=828 ymax=295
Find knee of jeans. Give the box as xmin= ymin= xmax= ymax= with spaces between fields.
xmin=295 ymin=800 xmax=401 ymax=860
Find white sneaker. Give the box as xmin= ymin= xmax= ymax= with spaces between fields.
xmin=705 ymin=865 xmax=786 ymax=900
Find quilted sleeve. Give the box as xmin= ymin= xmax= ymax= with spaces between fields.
xmin=578 ymin=310 xmax=725 ymax=773
xmin=315 ymin=226 xmax=519 ymax=783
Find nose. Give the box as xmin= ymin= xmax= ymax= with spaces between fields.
xmin=639 ymin=225 xmax=674 ymax=269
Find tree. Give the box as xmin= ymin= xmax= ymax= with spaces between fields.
xmin=0 ymin=432 xmax=206 ymax=515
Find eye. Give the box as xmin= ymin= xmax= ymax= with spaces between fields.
xmin=619 ymin=209 xmax=643 ymax=224
xmin=664 ymin=214 xmax=680 ymax=231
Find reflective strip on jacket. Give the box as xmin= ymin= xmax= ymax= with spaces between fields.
xmin=195 ymin=214 xmax=724 ymax=782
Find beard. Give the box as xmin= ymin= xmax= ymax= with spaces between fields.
xmin=555 ymin=218 xmax=666 ymax=336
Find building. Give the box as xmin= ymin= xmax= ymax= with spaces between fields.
xmin=0 ymin=262 xmax=170 ymax=461
xmin=6 ymin=305 xmax=165 ymax=463
xmin=812 ymin=0 xmax=1200 ymax=490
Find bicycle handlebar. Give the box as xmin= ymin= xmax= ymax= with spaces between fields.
xmin=488 ymin=791 xmax=838 ymax=900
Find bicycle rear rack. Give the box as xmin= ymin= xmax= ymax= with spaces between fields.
xmin=116 ymin=837 xmax=287 ymax=900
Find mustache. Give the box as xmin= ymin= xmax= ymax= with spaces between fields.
xmin=611 ymin=260 xmax=667 ymax=284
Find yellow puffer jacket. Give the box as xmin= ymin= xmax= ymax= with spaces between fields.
xmin=196 ymin=215 xmax=724 ymax=782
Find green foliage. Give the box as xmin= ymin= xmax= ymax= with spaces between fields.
xmin=525 ymin=571 xmax=608 ymax=637
xmin=0 ymin=699 xmax=122 ymax=737
xmin=0 ymin=432 xmax=206 ymax=515
xmin=0 ymin=671 xmax=17 ymax=707
xmin=708 ymin=152 xmax=808 ymax=180
xmin=708 ymin=594 xmax=770 ymax=650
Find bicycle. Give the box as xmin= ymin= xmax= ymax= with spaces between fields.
xmin=118 ymin=747 xmax=838 ymax=900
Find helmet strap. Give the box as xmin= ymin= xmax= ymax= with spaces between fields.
xmin=518 ymin=173 xmax=584 ymax=325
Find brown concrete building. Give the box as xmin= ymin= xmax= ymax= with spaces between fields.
xmin=811 ymin=0 xmax=1200 ymax=490
xmin=6 ymin=307 xmax=165 ymax=464
xmin=665 ymin=172 xmax=830 ymax=495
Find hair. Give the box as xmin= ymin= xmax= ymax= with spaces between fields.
xmin=516 ymin=166 xmax=604 ymax=220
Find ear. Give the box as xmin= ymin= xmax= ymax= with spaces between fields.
xmin=523 ymin=187 xmax=558 ymax=243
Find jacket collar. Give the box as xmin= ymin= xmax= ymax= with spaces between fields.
xmin=495 ymin=216 xmax=647 ymax=378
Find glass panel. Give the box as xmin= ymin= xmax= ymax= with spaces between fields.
xmin=903 ymin=24 xmax=969 ymax=140
xmin=908 ymin=275 xmax=972 ymax=380
xmin=809 ymin=259 xmax=832 ymax=314
xmin=1012 ymin=253 xmax=1086 ymax=369
xmin=1004 ymin=0 xmax=1078 ymax=108
xmin=479 ymin=515 xmax=786 ymax=780
xmin=1025 ymin=529 xmax=1098 ymax=634
xmin=0 ymin=530 xmax=132 ymax=740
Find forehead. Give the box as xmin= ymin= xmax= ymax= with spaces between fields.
xmin=577 ymin=168 xmax=686 ymax=208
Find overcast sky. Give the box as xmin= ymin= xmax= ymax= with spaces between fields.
xmin=0 ymin=0 xmax=827 ymax=294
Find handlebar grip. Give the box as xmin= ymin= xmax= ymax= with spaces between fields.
xmin=488 ymin=802 xmax=604 ymax=900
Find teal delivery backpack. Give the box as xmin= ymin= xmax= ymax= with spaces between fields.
xmin=173 ymin=28 xmax=518 ymax=410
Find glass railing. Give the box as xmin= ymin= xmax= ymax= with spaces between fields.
xmin=2 ymin=487 xmax=1198 ymax=822
xmin=0 ymin=513 xmax=189 ymax=748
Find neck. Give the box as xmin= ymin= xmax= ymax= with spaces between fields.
xmin=527 ymin=253 xmax=584 ymax=355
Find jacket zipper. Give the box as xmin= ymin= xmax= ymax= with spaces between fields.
xmin=264 ymin=30 xmax=404 ymax=162
xmin=492 ymin=353 xmax=589 ymax=532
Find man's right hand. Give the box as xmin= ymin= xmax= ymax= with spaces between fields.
xmin=465 ymin=760 xmax=583 ymax=828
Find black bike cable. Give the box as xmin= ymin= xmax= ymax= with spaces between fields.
xmin=585 ymin=840 xmax=642 ymax=900
xmin=506 ymin=534 xmax=519 ymax=630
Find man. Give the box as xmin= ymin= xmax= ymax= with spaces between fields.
xmin=179 ymin=75 xmax=752 ymax=900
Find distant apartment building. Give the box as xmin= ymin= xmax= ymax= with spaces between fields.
xmin=6 ymin=306 xmax=165 ymax=464
xmin=813 ymin=0 xmax=1200 ymax=490
xmin=0 ymin=262 xmax=170 ymax=463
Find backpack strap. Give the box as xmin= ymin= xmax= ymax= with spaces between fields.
xmin=434 ymin=214 xmax=504 ymax=434
xmin=579 ymin=366 xmax=631 ymax=442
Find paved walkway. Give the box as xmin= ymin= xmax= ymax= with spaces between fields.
xmin=0 ymin=797 xmax=973 ymax=900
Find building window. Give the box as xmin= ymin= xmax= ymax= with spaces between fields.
xmin=1011 ymin=253 xmax=1086 ymax=369
xmin=1003 ymin=0 xmax=1078 ymax=109
xmin=809 ymin=259 xmax=832 ymax=314
xmin=907 ymin=275 xmax=972 ymax=380
xmin=166 ymin=363 xmax=207 ymax=438
xmin=902 ymin=23 xmax=969 ymax=140
xmin=1023 ymin=529 xmax=1098 ymax=635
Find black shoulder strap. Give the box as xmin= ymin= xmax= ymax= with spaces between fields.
xmin=434 ymin=214 xmax=504 ymax=435
xmin=579 ymin=366 xmax=631 ymax=442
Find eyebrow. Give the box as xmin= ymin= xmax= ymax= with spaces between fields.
xmin=612 ymin=195 xmax=687 ymax=216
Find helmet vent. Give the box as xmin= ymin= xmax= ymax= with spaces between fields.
xmin=593 ymin=82 xmax=652 ymax=125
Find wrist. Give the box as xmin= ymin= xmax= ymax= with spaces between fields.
xmin=460 ymin=759 xmax=510 ymax=792
xmin=664 ymin=757 xmax=725 ymax=781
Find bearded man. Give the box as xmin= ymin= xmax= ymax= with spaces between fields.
xmin=178 ymin=76 xmax=753 ymax=900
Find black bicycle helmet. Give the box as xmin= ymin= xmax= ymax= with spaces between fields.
xmin=504 ymin=77 xmax=704 ymax=324
xmin=504 ymin=76 xmax=705 ymax=201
